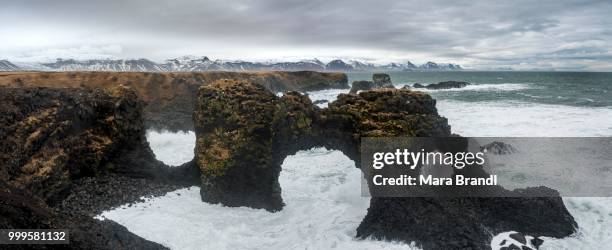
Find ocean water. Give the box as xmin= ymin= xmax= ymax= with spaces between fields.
xmin=98 ymin=71 xmax=612 ymax=249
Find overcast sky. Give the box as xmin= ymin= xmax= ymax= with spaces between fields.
xmin=2 ymin=0 xmax=612 ymax=71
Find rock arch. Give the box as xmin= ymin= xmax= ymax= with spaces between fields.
xmin=193 ymin=79 xmax=449 ymax=211
xmin=193 ymin=79 xmax=577 ymax=249
xmin=0 ymin=78 xmax=578 ymax=249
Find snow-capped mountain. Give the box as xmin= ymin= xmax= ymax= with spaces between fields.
xmin=42 ymin=58 xmax=165 ymax=72
xmin=161 ymin=56 xmax=327 ymax=72
xmin=419 ymin=61 xmax=462 ymax=70
xmin=0 ymin=60 xmax=20 ymax=71
xmin=0 ymin=57 xmax=463 ymax=72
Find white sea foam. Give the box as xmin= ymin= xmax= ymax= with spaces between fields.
xmin=437 ymin=100 xmax=612 ymax=137
xmin=98 ymin=146 xmax=414 ymax=250
xmin=413 ymin=83 xmax=532 ymax=92
xmin=145 ymin=130 xmax=195 ymax=166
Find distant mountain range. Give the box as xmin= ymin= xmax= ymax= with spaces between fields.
xmin=0 ymin=60 xmax=21 ymax=71
xmin=0 ymin=56 xmax=462 ymax=72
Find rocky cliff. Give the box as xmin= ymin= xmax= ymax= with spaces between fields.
xmin=0 ymin=86 xmax=200 ymax=249
xmin=0 ymin=75 xmax=576 ymax=250
xmin=0 ymin=71 xmax=348 ymax=131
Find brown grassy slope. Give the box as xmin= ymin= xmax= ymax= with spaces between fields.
xmin=0 ymin=71 xmax=347 ymax=101
xmin=0 ymin=71 xmax=348 ymax=131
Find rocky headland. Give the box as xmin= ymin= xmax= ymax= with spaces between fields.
xmin=192 ymin=79 xmax=576 ymax=249
xmin=0 ymin=71 xmax=348 ymax=131
xmin=0 ymin=72 xmax=576 ymax=249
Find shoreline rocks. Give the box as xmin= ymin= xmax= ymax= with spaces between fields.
xmin=372 ymin=73 xmax=393 ymax=88
xmin=0 ymin=74 xmax=577 ymax=249
xmin=349 ymin=73 xmax=395 ymax=93
xmin=192 ymin=79 xmax=576 ymax=249
xmin=349 ymin=80 xmax=375 ymax=93
xmin=0 ymin=86 xmax=199 ymax=249
xmin=413 ymin=80 xmax=471 ymax=89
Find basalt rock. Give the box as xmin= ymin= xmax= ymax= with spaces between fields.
xmin=193 ymin=80 xmax=576 ymax=249
xmin=413 ymin=80 xmax=471 ymax=89
xmin=349 ymin=80 xmax=374 ymax=93
xmin=0 ymin=86 xmax=180 ymax=205
xmin=0 ymin=86 xmax=198 ymax=249
xmin=194 ymin=80 xmax=448 ymax=210
xmin=372 ymin=73 xmax=394 ymax=88
xmin=0 ymin=181 xmax=168 ymax=250
xmin=349 ymin=74 xmax=395 ymax=94
xmin=481 ymin=141 xmax=518 ymax=155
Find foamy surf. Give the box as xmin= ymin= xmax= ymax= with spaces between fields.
xmin=436 ymin=100 xmax=612 ymax=137
xmin=97 ymin=145 xmax=415 ymax=250
xmin=96 ymin=83 xmax=612 ymax=249
xmin=145 ymin=130 xmax=196 ymax=166
xmin=413 ymin=83 xmax=532 ymax=92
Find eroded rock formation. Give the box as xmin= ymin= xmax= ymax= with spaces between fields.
xmin=0 ymin=71 xmax=348 ymax=131
xmin=0 ymin=74 xmax=577 ymax=249
xmin=0 ymin=86 xmax=185 ymax=204
xmin=193 ymin=79 xmax=576 ymax=249
xmin=372 ymin=73 xmax=393 ymax=88
xmin=349 ymin=73 xmax=395 ymax=94
xmin=0 ymin=85 xmax=199 ymax=249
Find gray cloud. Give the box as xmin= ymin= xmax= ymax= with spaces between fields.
xmin=1 ymin=0 xmax=612 ymax=71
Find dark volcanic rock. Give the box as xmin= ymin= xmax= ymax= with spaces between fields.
xmin=357 ymin=195 xmax=575 ymax=250
xmin=0 ymin=181 xmax=168 ymax=250
xmin=349 ymin=80 xmax=374 ymax=94
xmin=0 ymin=86 xmax=181 ymax=205
xmin=0 ymin=86 xmax=199 ymax=249
xmin=194 ymin=81 xmax=449 ymax=211
xmin=349 ymin=74 xmax=395 ymax=93
xmin=415 ymin=80 xmax=470 ymax=89
xmin=481 ymin=141 xmax=518 ymax=155
xmin=52 ymin=174 xmax=188 ymax=217
xmin=372 ymin=73 xmax=393 ymax=88
xmin=313 ymin=99 xmax=328 ymax=105
xmin=194 ymin=80 xmax=286 ymax=211
xmin=193 ymin=80 xmax=576 ymax=249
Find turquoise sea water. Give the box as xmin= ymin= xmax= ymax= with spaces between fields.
xmin=348 ymin=71 xmax=612 ymax=107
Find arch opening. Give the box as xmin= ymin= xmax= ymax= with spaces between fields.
xmin=146 ymin=129 xmax=196 ymax=167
